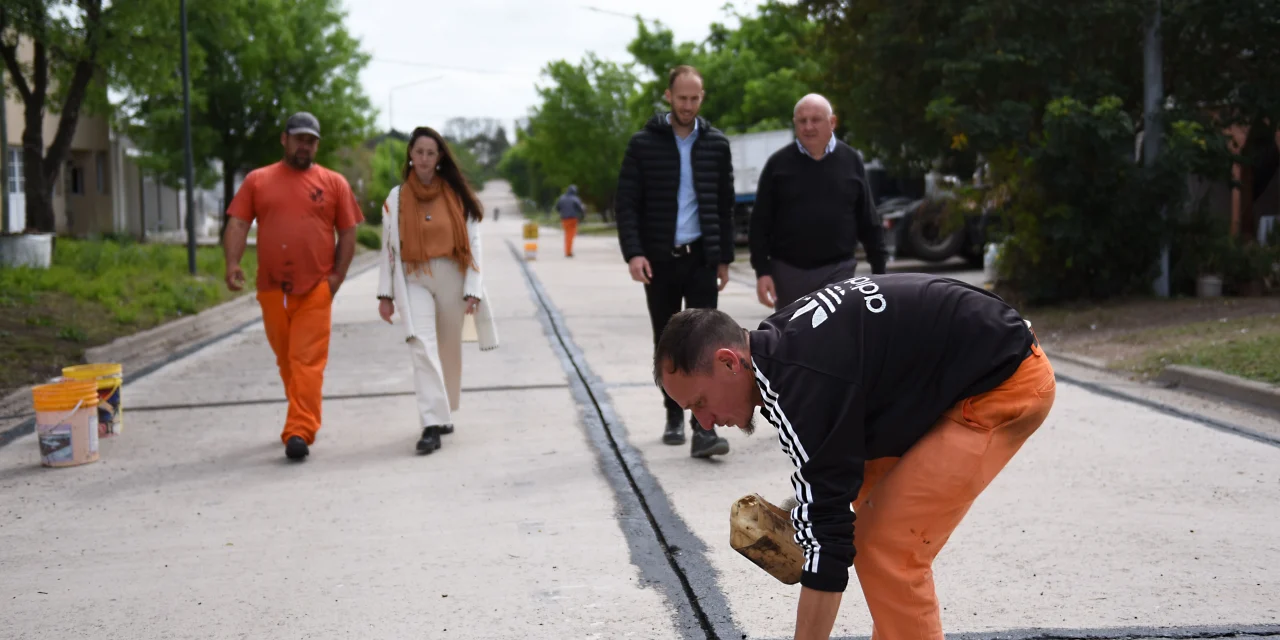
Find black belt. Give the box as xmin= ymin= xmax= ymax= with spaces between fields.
xmin=671 ymin=242 xmax=699 ymax=257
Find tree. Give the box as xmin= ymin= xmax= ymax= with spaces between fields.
xmin=517 ymin=53 xmax=641 ymax=217
xmin=114 ymin=0 xmax=376 ymax=239
xmin=442 ymin=117 xmax=511 ymax=182
xmin=628 ymin=2 xmax=823 ymax=134
xmin=498 ymin=133 xmax=559 ymax=212
xmin=802 ymin=0 xmax=1147 ymax=176
xmin=0 ymin=0 xmax=157 ymax=232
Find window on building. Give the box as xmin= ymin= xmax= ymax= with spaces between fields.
xmin=6 ymin=149 xmax=22 ymax=194
xmin=69 ymin=163 xmax=84 ymax=196
xmin=96 ymin=152 xmax=109 ymax=195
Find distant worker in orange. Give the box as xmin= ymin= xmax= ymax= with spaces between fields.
xmin=223 ymin=111 xmax=364 ymax=461
xmin=555 ymin=184 xmax=585 ymax=257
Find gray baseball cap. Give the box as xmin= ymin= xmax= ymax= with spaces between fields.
xmin=285 ymin=112 xmax=321 ymax=138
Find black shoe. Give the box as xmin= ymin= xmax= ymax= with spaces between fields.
xmin=285 ymin=436 xmax=309 ymax=461
xmin=416 ymin=426 xmax=442 ymax=454
xmin=662 ymin=410 xmax=685 ymax=445
xmin=439 ymin=423 xmax=454 ymax=435
xmin=690 ymin=425 xmax=729 ymax=459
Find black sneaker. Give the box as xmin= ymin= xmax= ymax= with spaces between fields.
xmin=690 ymin=426 xmax=729 ymax=459
xmin=662 ymin=410 xmax=685 ymax=445
xmin=439 ymin=424 xmax=454 ymax=435
xmin=416 ymin=426 xmax=442 ymax=454
xmin=285 ymin=436 xmax=309 ymax=461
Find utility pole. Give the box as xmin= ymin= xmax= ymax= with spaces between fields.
xmin=1 ymin=59 xmax=8 ymax=234
xmin=1145 ymin=0 xmax=1168 ymax=297
xmin=181 ymin=0 xmax=198 ymax=274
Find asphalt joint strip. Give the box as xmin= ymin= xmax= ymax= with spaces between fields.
xmin=506 ymin=240 xmax=736 ymax=640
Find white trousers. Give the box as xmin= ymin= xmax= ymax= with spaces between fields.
xmin=403 ymin=258 xmax=467 ymax=427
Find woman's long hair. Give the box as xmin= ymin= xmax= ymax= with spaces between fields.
xmin=401 ymin=126 xmax=484 ymax=222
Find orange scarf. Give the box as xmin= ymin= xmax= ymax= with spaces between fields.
xmin=398 ymin=173 xmax=475 ymax=276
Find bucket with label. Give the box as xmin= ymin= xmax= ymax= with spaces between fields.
xmin=31 ymin=380 xmax=100 ymax=468
xmin=62 ymin=363 xmax=123 ymax=437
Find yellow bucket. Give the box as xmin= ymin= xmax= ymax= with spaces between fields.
xmin=32 ymin=380 xmax=100 ymax=468
xmin=522 ymin=221 xmax=539 ymax=261
xmin=62 ymin=363 xmax=124 ymax=437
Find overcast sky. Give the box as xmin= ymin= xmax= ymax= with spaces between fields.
xmin=340 ymin=0 xmax=770 ymax=137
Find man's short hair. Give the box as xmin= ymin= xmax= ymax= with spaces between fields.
xmin=668 ymin=64 xmax=703 ymax=90
xmin=653 ymin=308 xmax=747 ymax=385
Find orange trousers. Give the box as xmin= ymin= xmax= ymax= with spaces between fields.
xmin=256 ymin=280 xmax=333 ymax=445
xmin=562 ymin=218 xmax=578 ymax=256
xmin=851 ymin=343 xmax=1056 ymax=640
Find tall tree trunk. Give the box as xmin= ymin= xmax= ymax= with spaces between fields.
xmin=1 ymin=0 xmax=105 ymax=234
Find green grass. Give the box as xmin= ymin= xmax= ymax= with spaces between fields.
xmin=0 ymin=238 xmax=258 ymax=393
xmin=1112 ymin=314 xmax=1280 ymax=384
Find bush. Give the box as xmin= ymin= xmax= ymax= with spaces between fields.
xmin=356 ymin=225 xmax=381 ymax=251
xmin=989 ymin=96 xmax=1230 ymax=305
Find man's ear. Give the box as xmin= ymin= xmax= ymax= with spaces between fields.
xmin=715 ymin=348 xmax=740 ymax=372
xmin=663 ymin=89 xmax=673 ymax=106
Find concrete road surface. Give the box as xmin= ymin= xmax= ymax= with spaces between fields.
xmin=1 ymin=180 xmax=1277 ymax=640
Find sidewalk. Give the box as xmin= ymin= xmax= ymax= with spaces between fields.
xmin=0 ymin=181 xmax=1277 ymax=639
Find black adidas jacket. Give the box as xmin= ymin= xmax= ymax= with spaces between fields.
xmin=615 ymin=113 xmax=735 ymax=265
xmin=748 ymin=273 xmax=1035 ymax=593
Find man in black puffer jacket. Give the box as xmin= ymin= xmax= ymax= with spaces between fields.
xmin=616 ymin=64 xmax=735 ymax=459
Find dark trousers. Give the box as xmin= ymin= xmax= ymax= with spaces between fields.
xmin=645 ymin=246 xmax=719 ymax=416
xmin=772 ymin=257 xmax=859 ymax=310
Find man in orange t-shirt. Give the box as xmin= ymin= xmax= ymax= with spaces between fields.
xmin=223 ymin=112 xmax=364 ymax=461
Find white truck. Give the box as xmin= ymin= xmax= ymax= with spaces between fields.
xmin=728 ymin=129 xmax=987 ymax=264
xmin=728 ymin=129 xmax=795 ymax=245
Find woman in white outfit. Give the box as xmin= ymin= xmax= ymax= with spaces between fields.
xmin=377 ymin=126 xmax=499 ymax=454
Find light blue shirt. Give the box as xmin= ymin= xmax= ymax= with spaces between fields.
xmin=670 ymin=113 xmax=702 ymax=246
xmin=798 ymin=134 xmax=838 ymax=159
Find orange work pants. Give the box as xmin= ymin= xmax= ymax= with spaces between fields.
xmin=851 ymin=342 xmax=1056 ymax=640
xmin=562 ymin=218 xmax=579 ymax=256
xmin=256 ymin=280 xmax=333 ymax=445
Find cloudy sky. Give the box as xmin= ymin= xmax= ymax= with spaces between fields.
xmin=340 ymin=0 xmax=770 ymax=137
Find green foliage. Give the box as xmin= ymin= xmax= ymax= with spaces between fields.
xmin=365 ymin=139 xmax=407 ymax=226
xmin=0 ymin=238 xmax=258 ymax=325
xmin=805 ymin=0 xmax=1146 ymax=176
xmin=991 ymin=97 xmax=1230 ymax=304
xmin=627 ymin=2 xmax=822 ymax=133
xmin=356 ymin=225 xmax=380 ymax=251
xmin=498 ymin=137 xmax=560 ymax=211
xmin=442 ymin=118 xmax=511 ymax=184
xmin=516 ymin=53 xmax=641 ymax=213
xmin=113 ymin=0 xmax=376 ymax=212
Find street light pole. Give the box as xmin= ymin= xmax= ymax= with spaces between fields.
xmin=1144 ymin=0 xmax=1168 ymax=297
xmin=181 ymin=0 xmax=197 ymax=275
xmin=387 ymin=75 xmax=443 ymax=133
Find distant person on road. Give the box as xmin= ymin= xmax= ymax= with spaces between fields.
xmin=615 ymin=64 xmax=735 ymax=459
xmin=223 ymin=112 xmax=364 ymax=461
xmin=555 ymin=184 xmax=585 ymax=257
xmin=654 ymin=273 xmax=1055 ymax=640
xmin=376 ymin=126 xmax=499 ymax=455
xmin=749 ymin=93 xmax=888 ymax=310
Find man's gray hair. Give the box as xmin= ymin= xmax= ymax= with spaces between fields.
xmin=794 ymin=93 xmax=834 ymax=117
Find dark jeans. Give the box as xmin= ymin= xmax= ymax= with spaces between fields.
xmin=645 ymin=246 xmax=719 ymax=416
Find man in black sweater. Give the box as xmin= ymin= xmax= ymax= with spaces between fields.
xmin=616 ymin=65 xmax=735 ymax=458
xmin=654 ymin=274 xmax=1056 ymax=640
xmin=749 ymin=94 xmax=888 ymax=310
